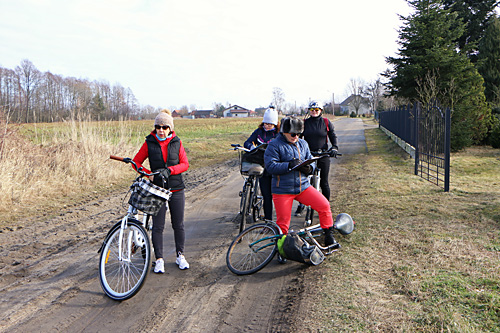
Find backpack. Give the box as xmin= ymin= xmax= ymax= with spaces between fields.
xmin=277 ymin=231 xmax=325 ymax=265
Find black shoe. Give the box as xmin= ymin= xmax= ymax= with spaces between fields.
xmin=323 ymin=227 xmax=336 ymax=246
xmin=294 ymin=204 xmax=305 ymax=217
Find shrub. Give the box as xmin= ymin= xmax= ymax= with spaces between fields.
xmin=489 ymin=114 xmax=500 ymax=148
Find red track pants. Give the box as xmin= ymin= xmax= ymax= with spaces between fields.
xmin=272 ymin=186 xmax=333 ymax=234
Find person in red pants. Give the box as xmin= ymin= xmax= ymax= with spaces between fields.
xmin=263 ymin=116 xmax=337 ymax=246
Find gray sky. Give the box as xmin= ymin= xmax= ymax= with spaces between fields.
xmin=0 ymin=0 xmax=412 ymax=110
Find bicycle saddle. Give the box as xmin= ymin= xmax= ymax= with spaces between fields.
xmin=247 ymin=165 xmax=264 ymax=176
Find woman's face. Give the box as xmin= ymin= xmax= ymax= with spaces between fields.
xmin=263 ymin=123 xmax=276 ymax=131
xmin=155 ymin=124 xmax=171 ymax=138
xmin=309 ymin=108 xmax=322 ymax=117
xmin=283 ymin=132 xmax=299 ymax=144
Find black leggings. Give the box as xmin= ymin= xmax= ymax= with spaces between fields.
xmin=258 ymin=174 xmax=273 ymax=220
xmin=152 ymin=189 xmax=185 ymax=259
xmin=317 ymin=156 xmax=331 ymax=200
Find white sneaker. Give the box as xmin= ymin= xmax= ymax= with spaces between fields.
xmin=176 ymin=253 xmax=189 ymax=270
xmin=154 ymin=258 xmax=165 ymax=274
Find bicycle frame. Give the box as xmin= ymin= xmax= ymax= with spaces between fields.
xmin=117 ymin=205 xmax=152 ymax=262
xmin=232 ymin=143 xmax=265 ymax=232
xmin=249 ymin=223 xmax=339 ymax=255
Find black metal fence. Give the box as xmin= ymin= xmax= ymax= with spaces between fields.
xmin=379 ymin=101 xmax=451 ymax=191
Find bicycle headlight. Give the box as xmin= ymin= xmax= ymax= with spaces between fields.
xmin=334 ymin=213 xmax=354 ymax=235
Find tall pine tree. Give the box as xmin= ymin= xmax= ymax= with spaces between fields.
xmin=477 ymin=15 xmax=500 ymax=106
xmin=442 ymin=0 xmax=500 ymax=63
xmin=385 ymin=0 xmax=491 ymax=151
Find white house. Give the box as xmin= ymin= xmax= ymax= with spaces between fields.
xmin=339 ymin=95 xmax=371 ymax=115
xmin=223 ymin=105 xmax=253 ymax=118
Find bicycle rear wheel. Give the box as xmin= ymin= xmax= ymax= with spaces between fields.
xmin=99 ymin=219 xmax=151 ymax=301
xmin=226 ymin=223 xmax=279 ymax=275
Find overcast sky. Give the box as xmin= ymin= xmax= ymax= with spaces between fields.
xmin=0 ymin=0 xmax=413 ymax=110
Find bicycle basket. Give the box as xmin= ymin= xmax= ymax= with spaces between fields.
xmin=128 ymin=178 xmax=172 ymax=216
xmin=240 ymin=146 xmax=266 ymax=176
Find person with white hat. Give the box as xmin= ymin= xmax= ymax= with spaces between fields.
xmin=132 ymin=109 xmax=190 ymax=273
xmin=243 ymin=105 xmax=280 ymax=220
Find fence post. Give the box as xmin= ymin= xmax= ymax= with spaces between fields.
xmin=414 ymin=103 xmax=419 ymax=176
xmin=444 ymin=107 xmax=451 ymax=192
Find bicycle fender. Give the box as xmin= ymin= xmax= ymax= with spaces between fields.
xmin=97 ymin=218 xmax=141 ymax=253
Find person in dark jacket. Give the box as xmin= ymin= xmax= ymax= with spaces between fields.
xmin=295 ymin=101 xmax=338 ymax=216
xmin=244 ymin=106 xmax=279 ymax=220
xmin=264 ymin=116 xmax=337 ymax=246
xmin=132 ymin=110 xmax=190 ymax=273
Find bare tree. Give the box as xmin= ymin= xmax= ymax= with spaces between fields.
xmin=348 ymin=78 xmax=365 ymax=116
xmin=272 ymin=87 xmax=285 ymax=113
xmin=15 ymin=59 xmax=41 ymax=123
xmin=365 ymin=78 xmax=384 ymax=113
xmin=416 ymin=70 xmax=439 ymax=107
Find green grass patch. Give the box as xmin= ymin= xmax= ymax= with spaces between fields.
xmin=303 ymin=126 xmax=500 ymax=332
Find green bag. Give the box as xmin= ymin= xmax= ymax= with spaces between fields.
xmin=277 ymin=232 xmax=325 ymax=265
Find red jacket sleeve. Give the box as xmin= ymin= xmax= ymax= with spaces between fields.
xmin=169 ymin=141 xmax=189 ymax=175
xmin=132 ymin=142 xmax=151 ymax=174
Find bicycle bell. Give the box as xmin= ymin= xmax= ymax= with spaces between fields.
xmin=334 ymin=213 xmax=354 ymax=235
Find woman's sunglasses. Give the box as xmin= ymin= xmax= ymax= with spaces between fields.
xmin=289 ymin=133 xmax=299 ymax=137
xmin=155 ymin=125 xmax=169 ymax=130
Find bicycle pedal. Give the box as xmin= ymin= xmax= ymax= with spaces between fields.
xmin=326 ymin=243 xmax=341 ymax=254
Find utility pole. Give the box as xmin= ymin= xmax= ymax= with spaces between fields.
xmin=332 ymin=92 xmax=335 ymax=116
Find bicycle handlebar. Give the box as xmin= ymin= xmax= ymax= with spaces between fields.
xmin=230 ymin=144 xmax=251 ymax=152
xmin=311 ymin=148 xmax=342 ymax=158
xmin=109 ymin=155 xmax=160 ymax=177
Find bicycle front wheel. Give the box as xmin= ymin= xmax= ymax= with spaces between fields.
xmin=99 ymin=220 xmax=151 ymax=301
xmin=226 ymin=223 xmax=279 ymax=275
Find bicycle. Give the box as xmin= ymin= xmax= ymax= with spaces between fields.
xmin=302 ymin=148 xmax=341 ymax=227
xmin=231 ymin=143 xmax=267 ymax=233
xmin=97 ymin=155 xmax=171 ymax=301
xmin=226 ymin=213 xmax=354 ymax=275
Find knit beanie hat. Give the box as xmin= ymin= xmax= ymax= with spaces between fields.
xmin=155 ymin=109 xmax=174 ymax=131
xmin=262 ymin=107 xmax=278 ymax=125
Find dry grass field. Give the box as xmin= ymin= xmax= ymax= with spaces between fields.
xmin=0 ymin=117 xmax=261 ymax=226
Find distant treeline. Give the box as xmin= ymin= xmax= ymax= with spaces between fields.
xmin=0 ymin=59 xmax=160 ymax=123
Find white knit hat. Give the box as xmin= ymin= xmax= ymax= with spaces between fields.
xmin=155 ymin=109 xmax=174 ymax=131
xmin=263 ymin=108 xmax=278 ymax=125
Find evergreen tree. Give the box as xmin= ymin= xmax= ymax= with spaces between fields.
xmin=442 ymin=0 xmax=500 ymax=62
xmin=477 ymin=15 xmax=500 ymax=106
xmin=385 ymin=0 xmax=491 ymax=151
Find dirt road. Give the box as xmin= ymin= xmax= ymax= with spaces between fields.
xmin=0 ymin=118 xmax=371 ymax=332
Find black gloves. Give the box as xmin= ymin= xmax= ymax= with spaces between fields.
xmin=160 ymin=168 xmax=171 ymax=179
xmin=288 ymin=159 xmax=313 ymax=175
xmin=288 ymin=159 xmax=301 ymax=170
xmin=329 ymin=148 xmax=338 ymax=158
xmin=298 ymin=165 xmax=313 ymax=175
xmin=154 ymin=168 xmax=171 ymax=183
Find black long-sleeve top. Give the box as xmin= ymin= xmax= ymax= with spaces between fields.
xmin=301 ymin=116 xmax=338 ymax=151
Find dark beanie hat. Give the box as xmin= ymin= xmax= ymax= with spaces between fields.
xmin=281 ymin=116 xmax=304 ymax=133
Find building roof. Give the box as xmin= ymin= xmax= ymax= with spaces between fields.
xmin=223 ymin=104 xmax=251 ymax=112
